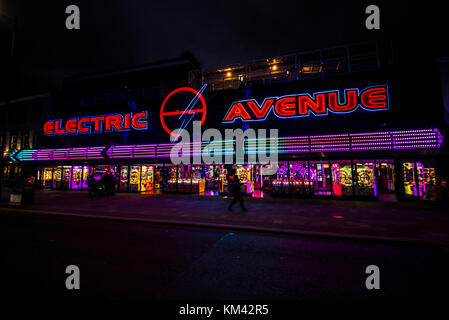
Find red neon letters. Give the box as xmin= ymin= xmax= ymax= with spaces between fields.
xmin=43 ymin=112 xmax=148 ymax=136
xmin=223 ymin=85 xmax=389 ymax=123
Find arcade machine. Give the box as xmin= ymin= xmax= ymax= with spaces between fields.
xmin=167 ymin=165 xmax=178 ymax=192
xmin=178 ymin=164 xmax=191 ymax=193
xmin=271 ymin=161 xmax=289 ymax=194
xmin=331 ymin=161 xmax=353 ymax=196
xmin=192 ymin=165 xmax=206 ymax=193
xmin=71 ymin=166 xmax=83 ymax=190
xmin=52 ymin=166 xmax=62 ymax=189
xmin=62 ymin=166 xmax=72 ymax=190
xmin=42 ymin=167 xmax=53 ymax=188
xmin=309 ymin=162 xmax=332 ymax=195
xmin=140 ymin=165 xmax=154 ymax=192
xmin=129 ymin=165 xmax=141 ymax=191
xmin=82 ymin=166 xmax=90 ymax=189
xmin=120 ymin=166 xmax=129 ymax=191
xmin=289 ymin=161 xmax=309 ymax=195
xmin=354 ymin=162 xmax=376 ymax=197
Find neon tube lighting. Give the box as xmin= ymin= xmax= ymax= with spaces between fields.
xmin=14 ymin=128 xmax=444 ymax=162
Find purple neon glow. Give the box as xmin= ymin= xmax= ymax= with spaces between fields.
xmin=372 ymin=163 xmax=378 ymax=197
xmin=17 ymin=128 xmax=444 ymax=161
xmin=417 ymin=162 xmax=425 ymax=196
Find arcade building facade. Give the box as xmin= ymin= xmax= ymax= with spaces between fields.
xmin=2 ymin=42 xmax=448 ymax=202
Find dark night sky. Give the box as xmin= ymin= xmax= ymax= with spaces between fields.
xmin=0 ymin=0 xmax=448 ymax=98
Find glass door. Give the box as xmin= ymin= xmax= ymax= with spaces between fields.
xmin=354 ymin=161 xmax=376 ymax=197
xmin=71 ymin=166 xmax=83 ymax=190
xmin=416 ymin=162 xmax=425 ymax=197
xmin=82 ymin=166 xmax=90 ymax=189
xmin=129 ymin=165 xmax=141 ymax=192
xmin=310 ymin=161 xmax=332 ymax=195
xmin=154 ymin=166 xmax=162 ymax=189
xmin=53 ymin=166 xmax=62 ymax=189
xmin=331 ymin=161 xmax=353 ymax=196
xmin=166 ymin=165 xmax=178 ymax=192
xmin=141 ymin=165 xmax=154 ymax=192
xmin=403 ymin=162 xmax=417 ymax=197
xmin=120 ymin=166 xmax=129 ymax=191
xmin=423 ymin=166 xmax=436 ymax=200
xmin=62 ymin=166 xmax=72 ymax=190
xmin=376 ymin=161 xmax=395 ymax=201
xmin=402 ymin=161 xmax=431 ymax=199
xmin=42 ymin=167 xmax=53 ymax=189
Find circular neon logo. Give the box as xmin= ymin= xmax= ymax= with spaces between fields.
xmin=160 ymin=87 xmax=207 ymax=139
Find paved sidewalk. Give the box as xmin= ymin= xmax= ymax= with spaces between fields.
xmin=1 ymin=190 xmax=449 ymax=245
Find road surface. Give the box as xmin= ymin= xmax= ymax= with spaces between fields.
xmin=1 ymin=210 xmax=448 ymax=301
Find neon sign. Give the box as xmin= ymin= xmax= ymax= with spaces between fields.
xmin=43 ymin=111 xmax=148 ymax=136
xmin=160 ymin=86 xmax=207 ymax=139
xmin=222 ymin=84 xmax=389 ymax=123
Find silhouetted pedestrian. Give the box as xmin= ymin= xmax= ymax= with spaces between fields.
xmin=228 ymin=175 xmax=247 ymax=212
xmin=101 ymin=172 xmax=116 ymax=195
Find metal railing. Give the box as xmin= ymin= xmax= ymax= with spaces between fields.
xmin=66 ymin=42 xmax=386 ymax=107
xmin=189 ymin=42 xmax=383 ymax=91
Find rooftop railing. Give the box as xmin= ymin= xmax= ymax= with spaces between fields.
xmin=189 ymin=42 xmax=383 ymax=91
xmin=66 ymin=42 xmax=385 ymax=108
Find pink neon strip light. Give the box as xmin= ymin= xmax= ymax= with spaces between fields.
xmin=17 ymin=128 xmax=444 ymax=161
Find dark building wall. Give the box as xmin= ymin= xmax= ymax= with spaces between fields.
xmin=63 ymin=55 xmax=199 ymax=95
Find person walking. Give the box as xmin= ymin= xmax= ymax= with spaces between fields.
xmin=101 ymin=172 xmax=116 ymax=195
xmin=228 ymin=174 xmax=247 ymax=212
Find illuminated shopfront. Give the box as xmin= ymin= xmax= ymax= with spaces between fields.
xmin=266 ymin=159 xmax=400 ymax=199
xmin=18 ymin=124 xmax=442 ymax=201
xmin=36 ymin=162 xmax=266 ymax=195
xmin=32 ymin=156 xmax=443 ymax=201
xmin=9 ymin=60 xmax=445 ymax=202
xmin=119 ymin=164 xmax=160 ymax=192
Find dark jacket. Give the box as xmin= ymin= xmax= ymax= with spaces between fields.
xmin=230 ymin=179 xmax=242 ymax=195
